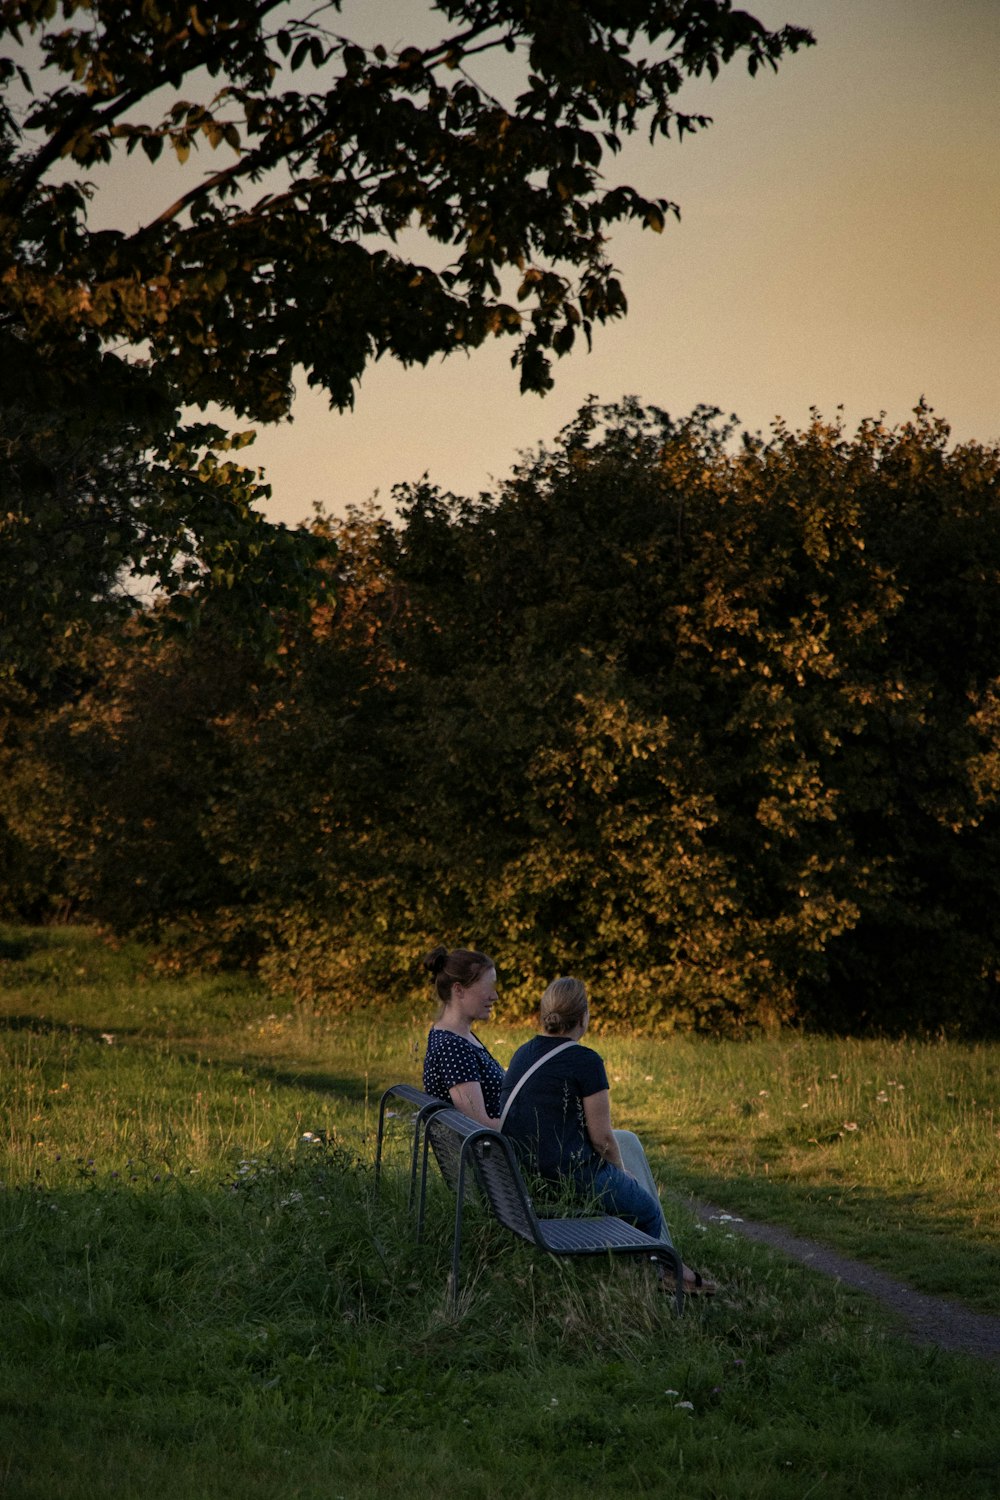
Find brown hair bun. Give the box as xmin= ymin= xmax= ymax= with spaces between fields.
xmin=540 ymin=976 xmax=588 ymax=1034
xmin=422 ymin=946 xmax=496 ymax=1003
xmin=422 ymin=946 xmax=449 ymax=980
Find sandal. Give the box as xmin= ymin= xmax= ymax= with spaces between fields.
xmin=683 ymin=1270 xmax=718 ymax=1296
xmin=657 ymin=1264 xmax=718 ymax=1296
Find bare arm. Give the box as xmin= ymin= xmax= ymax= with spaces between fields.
xmin=448 ymin=1081 xmax=497 ymax=1128
xmin=582 ymin=1090 xmax=627 ymax=1171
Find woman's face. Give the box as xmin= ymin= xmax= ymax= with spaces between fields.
xmin=454 ymin=967 xmax=498 ymax=1022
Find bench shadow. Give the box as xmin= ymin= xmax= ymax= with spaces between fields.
xmin=0 ymin=932 xmax=48 ymax=963
xmin=240 ymin=1061 xmax=374 ymax=1104
xmin=0 ymin=1013 xmax=142 ymax=1043
xmin=156 ymin=1046 xmax=377 ymax=1105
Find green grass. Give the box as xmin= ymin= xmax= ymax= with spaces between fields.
xmin=596 ymin=1030 xmax=1000 ymax=1314
xmin=1 ymin=924 xmax=999 ymax=1499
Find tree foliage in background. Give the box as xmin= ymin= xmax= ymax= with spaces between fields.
xmin=0 ymin=0 xmax=811 ymax=668
xmin=0 ymin=334 xmax=334 ymax=682
xmin=8 ymin=401 xmax=1000 ymax=1036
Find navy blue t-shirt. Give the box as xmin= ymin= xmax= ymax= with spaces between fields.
xmin=423 ymin=1027 xmax=504 ymax=1119
xmin=498 ymin=1035 xmax=609 ymax=1179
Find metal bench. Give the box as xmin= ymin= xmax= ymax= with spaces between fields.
xmin=420 ymin=1107 xmax=686 ymax=1313
xmin=374 ymin=1082 xmax=448 ymax=1209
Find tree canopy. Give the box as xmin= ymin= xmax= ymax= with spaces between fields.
xmin=1 ymin=1 xmax=813 ymax=416
xmin=7 ymin=399 xmax=1000 ymax=1037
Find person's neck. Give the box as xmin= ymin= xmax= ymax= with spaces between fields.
xmin=438 ymin=1008 xmax=472 ymax=1038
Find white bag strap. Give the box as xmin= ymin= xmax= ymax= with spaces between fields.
xmin=499 ymin=1040 xmax=577 ymax=1130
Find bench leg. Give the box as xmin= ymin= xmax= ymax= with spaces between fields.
xmin=446 ymin=1149 xmax=472 ymax=1313
xmin=373 ymin=1091 xmax=392 ymax=1195
xmin=653 ymin=1249 xmax=686 ymax=1315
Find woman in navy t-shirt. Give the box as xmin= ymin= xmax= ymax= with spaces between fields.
xmin=422 ymin=945 xmax=504 ymax=1125
xmin=499 ymin=976 xmax=715 ymax=1292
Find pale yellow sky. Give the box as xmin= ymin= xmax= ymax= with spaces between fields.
xmin=27 ymin=0 xmax=1000 ymax=526
xmin=245 ymin=0 xmax=1000 ymax=527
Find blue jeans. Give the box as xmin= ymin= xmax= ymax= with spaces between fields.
xmin=575 ymin=1131 xmax=670 ymax=1241
xmin=613 ymin=1129 xmax=672 ymax=1241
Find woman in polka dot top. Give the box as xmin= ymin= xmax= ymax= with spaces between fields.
xmin=422 ymin=945 xmax=505 ymax=1125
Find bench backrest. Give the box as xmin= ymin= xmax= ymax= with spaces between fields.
xmin=382 ymin=1083 xmax=445 ymax=1112
xmin=374 ymin=1082 xmax=449 ymax=1202
xmin=465 ymin=1132 xmax=541 ymax=1241
xmin=424 ymin=1104 xmax=472 ymax=1196
xmin=424 ymin=1109 xmax=540 ymax=1244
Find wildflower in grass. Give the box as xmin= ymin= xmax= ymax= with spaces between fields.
xmin=843 ymin=1121 xmax=858 ymax=1131
xmin=675 ymin=1401 xmax=694 ymax=1411
xmin=664 ymin=1389 xmax=679 ymax=1396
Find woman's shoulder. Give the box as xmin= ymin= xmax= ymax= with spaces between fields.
xmin=507 ymin=1035 xmax=547 ymax=1068
xmin=507 ymin=1035 xmax=594 ymax=1072
xmin=427 ymin=1026 xmax=474 ymax=1051
xmin=568 ymin=1042 xmax=608 ymax=1081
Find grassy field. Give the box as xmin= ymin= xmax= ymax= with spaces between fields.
xmin=1 ymin=924 xmax=999 ymax=1499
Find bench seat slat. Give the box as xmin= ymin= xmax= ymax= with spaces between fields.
xmin=533 ymin=1216 xmax=667 ymax=1254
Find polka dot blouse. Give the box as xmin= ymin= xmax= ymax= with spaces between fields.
xmin=423 ymin=1027 xmax=505 ymax=1119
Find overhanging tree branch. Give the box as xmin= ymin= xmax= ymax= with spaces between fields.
xmin=0 ymin=0 xmax=290 ymax=226
xmin=0 ymin=0 xmax=813 ymax=662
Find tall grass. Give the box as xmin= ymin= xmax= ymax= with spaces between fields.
xmin=1 ymin=925 xmax=999 ymax=1500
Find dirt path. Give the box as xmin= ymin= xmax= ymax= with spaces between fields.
xmin=689 ymin=1198 xmax=1000 ymax=1364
